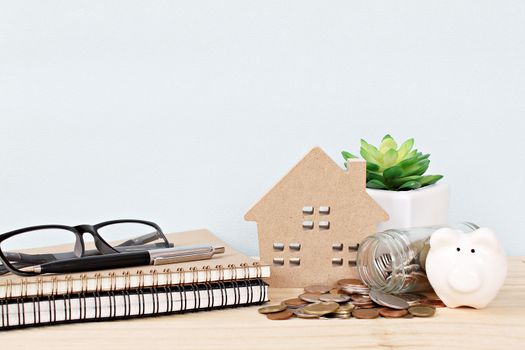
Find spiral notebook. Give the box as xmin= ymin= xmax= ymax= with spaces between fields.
xmin=1 ymin=279 xmax=268 ymax=329
xmin=0 ymin=229 xmax=270 ymax=299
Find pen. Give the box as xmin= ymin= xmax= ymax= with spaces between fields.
xmin=23 ymin=245 xmax=226 ymax=274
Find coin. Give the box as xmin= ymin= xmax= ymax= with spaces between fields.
xmin=397 ymin=293 xmax=424 ymax=305
xmin=319 ymin=293 xmax=351 ymax=303
xmin=299 ymin=293 xmax=321 ymax=303
xmin=293 ymin=308 xmax=319 ymax=319
xmin=350 ymin=295 xmax=371 ymax=302
xmin=369 ymin=290 xmax=409 ymax=310
xmin=337 ymin=278 xmax=365 ymax=286
xmin=378 ymin=307 xmax=409 ymax=318
xmin=282 ymin=298 xmax=308 ymax=308
xmin=352 ymin=308 xmax=379 ymax=319
xmin=258 ymin=304 xmax=287 ymax=314
xmin=303 ymin=302 xmax=340 ymax=316
xmin=330 ymin=288 xmax=344 ymax=295
xmin=338 ymin=279 xmax=370 ymax=295
xmin=351 ymin=297 xmax=375 ymax=308
xmin=335 ymin=303 xmax=355 ymax=313
xmin=304 ymin=284 xmax=333 ymax=294
xmin=266 ymin=309 xmax=294 ymax=320
xmin=419 ymin=299 xmax=447 ymax=308
xmin=408 ymin=306 xmax=436 ymax=317
xmin=354 ymin=303 xmax=376 ymax=309
xmin=326 ymin=312 xmax=352 ymax=319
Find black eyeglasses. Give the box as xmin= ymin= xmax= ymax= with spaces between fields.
xmin=0 ymin=219 xmax=172 ymax=276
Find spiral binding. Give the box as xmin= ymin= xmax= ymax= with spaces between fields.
xmin=0 ymin=260 xmax=267 ymax=324
xmin=0 ymin=276 xmax=268 ymax=330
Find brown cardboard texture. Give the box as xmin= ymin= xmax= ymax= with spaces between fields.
xmin=245 ymin=147 xmax=388 ymax=287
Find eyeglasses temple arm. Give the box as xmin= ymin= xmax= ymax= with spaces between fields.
xmin=115 ymin=232 xmax=166 ymax=247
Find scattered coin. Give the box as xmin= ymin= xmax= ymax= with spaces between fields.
xmin=293 ymin=308 xmax=319 ymax=319
xmin=350 ymin=295 xmax=371 ymax=302
xmin=335 ymin=303 xmax=355 ymax=313
xmin=282 ymin=298 xmax=308 ymax=308
xmin=378 ymin=308 xmax=409 ymax=318
xmin=299 ymin=293 xmax=321 ymax=303
xmin=408 ymin=306 xmax=436 ymax=317
xmin=303 ymin=302 xmax=340 ymax=316
xmin=330 ymin=288 xmax=344 ymax=295
xmin=419 ymin=299 xmax=447 ymax=308
xmin=326 ymin=312 xmax=352 ymax=319
xmin=258 ymin=304 xmax=287 ymax=314
xmin=369 ymin=290 xmax=409 ymax=310
xmin=337 ymin=278 xmax=365 ymax=286
xmin=338 ymin=279 xmax=370 ymax=295
xmin=350 ymin=297 xmax=376 ymax=308
xmin=304 ymin=284 xmax=332 ymax=294
xmin=341 ymin=286 xmax=370 ymax=295
xmin=352 ymin=308 xmax=379 ymax=319
xmin=266 ymin=309 xmax=294 ymax=320
xmin=319 ymin=293 xmax=351 ymax=303
xmin=397 ymin=293 xmax=425 ymax=306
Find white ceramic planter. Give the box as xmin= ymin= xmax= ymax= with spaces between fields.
xmin=366 ymin=183 xmax=450 ymax=231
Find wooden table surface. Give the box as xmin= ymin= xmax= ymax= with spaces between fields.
xmin=1 ymin=257 xmax=524 ymax=349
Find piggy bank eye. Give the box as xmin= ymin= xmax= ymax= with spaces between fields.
xmin=456 ymin=247 xmax=461 ymax=252
xmin=471 ymin=249 xmax=475 ymax=253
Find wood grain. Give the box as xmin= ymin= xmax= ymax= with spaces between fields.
xmin=1 ymin=257 xmax=524 ymax=350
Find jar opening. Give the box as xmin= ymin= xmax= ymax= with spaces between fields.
xmin=357 ymin=232 xmax=409 ymax=293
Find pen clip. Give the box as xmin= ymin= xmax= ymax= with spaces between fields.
xmin=150 ymin=246 xmax=225 ymax=265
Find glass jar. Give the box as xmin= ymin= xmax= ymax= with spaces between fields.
xmin=356 ymin=222 xmax=479 ymax=294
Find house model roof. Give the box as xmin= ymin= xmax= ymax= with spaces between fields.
xmin=245 ymin=147 xmax=388 ymax=223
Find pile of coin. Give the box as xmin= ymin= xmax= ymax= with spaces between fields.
xmin=258 ymin=279 xmax=441 ymax=321
xmin=374 ymin=248 xmax=433 ymax=292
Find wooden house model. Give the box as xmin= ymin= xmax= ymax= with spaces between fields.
xmin=245 ymin=147 xmax=388 ymax=287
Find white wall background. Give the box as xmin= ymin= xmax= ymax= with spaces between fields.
xmin=1 ymin=1 xmax=524 ymax=256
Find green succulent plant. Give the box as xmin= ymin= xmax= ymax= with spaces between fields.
xmin=342 ymin=134 xmax=443 ymax=191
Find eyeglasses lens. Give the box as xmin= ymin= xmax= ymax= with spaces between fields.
xmin=96 ymin=222 xmax=166 ymax=251
xmin=0 ymin=228 xmax=80 ymax=274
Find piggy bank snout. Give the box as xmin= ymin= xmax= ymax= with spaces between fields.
xmin=447 ymin=267 xmax=482 ymax=293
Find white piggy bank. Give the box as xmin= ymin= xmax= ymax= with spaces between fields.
xmin=426 ymin=227 xmax=507 ymax=309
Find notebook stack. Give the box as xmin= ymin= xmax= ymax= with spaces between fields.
xmin=0 ymin=229 xmax=270 ymax=329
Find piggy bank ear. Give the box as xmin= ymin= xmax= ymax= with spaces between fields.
xmin=470 ymin=228 xmax=504 ymax=253
xmin=430 ymin=228 xmax=460 ymax=249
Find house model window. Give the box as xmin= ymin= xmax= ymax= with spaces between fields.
xmin=244 ymin=147 xmax=388 ymax=287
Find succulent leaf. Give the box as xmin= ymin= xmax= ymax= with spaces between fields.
xmin=379 ymin=135 xmax=397 ymax=153
xmin=404 ymin=159 xmax=430 ymax=176
xmin=360 ymin=140 xmax=382 ymax=163
xmin=342 ymin=151 xmax=357 ymax=160
xmin=388 ymin=175 xmax=423 ymax=187
xmin=366 ymin=179 xmax=388 ymax=189
xmin=366 ymin=172 xmax=385 ymax=183
xmin=419 ymin=175 xmax=443 ymax=186
xmin=407 ymin=149 xmax=418 ymax=158
xmin=383 ymin=165 xmax=404 ymax=180
xmin=397 ymin=138 xmax=414 ymax=160
xmin=366 ymin=162 xmax=380 ymax=172
xmin=382 ymin=149 xmax=398 ymax=168
xmin=398 ymin=154 xmax=428 ymax=169
xmin=398 ymin=180 xmax=422 ymax=191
